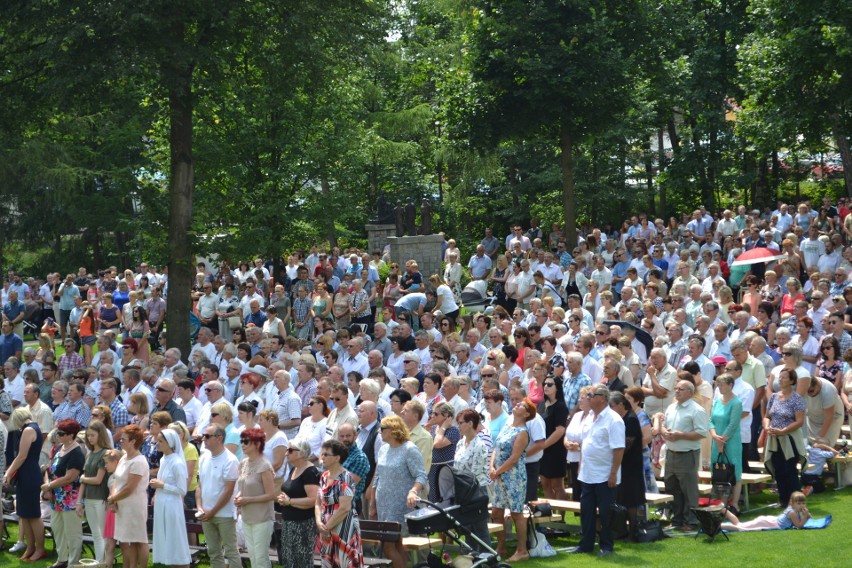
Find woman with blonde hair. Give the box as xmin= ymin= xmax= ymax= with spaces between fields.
xmin=370 ymin=415 xmax=426 ymax=568
xmin=127 ymin=392 xmax=150 ymax=429
xmin=110 ymin=425 xmax=149 ymax=568
xmin=36 ymin=333 xmax=56 ymax=362
xmin=2 ymin=408 xmax=45 ymax=561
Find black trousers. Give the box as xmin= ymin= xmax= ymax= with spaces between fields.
xmin=579 ymin=481 xmax=616 ymax=553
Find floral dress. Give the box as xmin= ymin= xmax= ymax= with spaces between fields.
xmin=816 ymin=359 xmax=842 ymax=383
xmin=49 ymin=445 xmax=85 ymax=511
xmin=319 ymin=469 xmax=363 ymax=568
xmin=491 ymin=424 xmax=527 ymax=513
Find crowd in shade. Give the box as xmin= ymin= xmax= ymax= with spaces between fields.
xmin=1 ymin=195 xmax=852 ymax=565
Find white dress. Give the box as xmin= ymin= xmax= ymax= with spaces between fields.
xmin=152 ymin=453 xmax=190 ymax=565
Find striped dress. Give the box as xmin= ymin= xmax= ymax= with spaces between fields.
xmin=318 ymin=469 xmax=363 ymax=568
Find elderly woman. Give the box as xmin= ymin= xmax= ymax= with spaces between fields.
xmin=805 ymin=376 xmax=844 ymax=447
xmin=764 ymin=369 xmax=806 ymax=506
xmin=258 ymin=410 xmax=288 ymax=484
xmin=109 ymin=425 xmax=150 ymax=568
xmin=318 ymin=439 xmax=364 ymax=568
xmin=624 ymin=387 xmax=658 ymax=493
xmin=792 ymin=316 xmax=820 ymax=374
xmin=277 ymin=437 xmax=320 ymax=567
xmin=41 ymin=419 xmax=85 ymax=566
xmin=236 ymin=427 xmax=277 ymax=568
xmin=349 ymin=278 xmax=372 ymax=330
xmin=769 ymin=342 xmax=811 ymax=397
xmin=209 ymin=401 xmax=241 ymax=457
xmin=490 ymin=396 xmax=535 ymax=562
xmin=710 ymin=373 xmax=744 ymax=512
xmin=297 ymin=395 xmax=328 ymax=461
xmin=609 ymin=392 xmax=647 ymax=541
xmin=332 ymin=283 xmax=352 ymax=330
xmin=150 ymin=428 xmax=190 ymax=568
xmin=565 ymin=385 xmax=594 ymax=499
xmin=370 ymin=415 xmax=427 ymax=568
xmin=2 ymin=408 xmax=45 ymax=561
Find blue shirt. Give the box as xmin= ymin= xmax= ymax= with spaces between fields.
xmin=611 ymin=261 xmax=630 ymax=294
xmin=558 ymin=251 xmax=573 ymax=268
xmin=467 ymin=254 xmax=492 ymax=279
xmin=0 ymin=332 xmax=23 ymax=362
xmin=395 ymin=293 xmax=427 ymax=312
xmin=2 ymin=300 xmax=26 ymax=322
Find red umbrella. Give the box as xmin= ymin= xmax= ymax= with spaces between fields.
xmin=731 ymin=247 xmax=785 ymax=267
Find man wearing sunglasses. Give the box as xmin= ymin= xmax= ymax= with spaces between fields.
xmin=196 ymin=425 xmax=242 ymax=568
xmin=192 ymin=382 xmax=232 ymax=441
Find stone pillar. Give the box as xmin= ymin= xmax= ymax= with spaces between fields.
xmin=365 ymin=224 xmax=398 ymax=254
xmin=388 ymin=234 xmax=445 ymax=279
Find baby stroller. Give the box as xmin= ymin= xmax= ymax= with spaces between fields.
xmin=405 ymin=466 xmax=510 ymax=568
xmin=460 ymin=280 xmax=495 ymax=314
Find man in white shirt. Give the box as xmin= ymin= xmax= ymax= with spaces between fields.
xmin=20 ymin=347 xmax=43 ymax=381
xmin=193 ymin=381 xmax=233 ymax=440
xmin=195 ymin=283 xmax=220 ymax=332
xmin=572 ymin=385 xmax=624 ymax=556
xmin=271 ymin=369 xmax=302 ymax=439
xmin=341 ymin=337 xmax=370 ymax=380
xmin=590 ymin=256 xmax=613 ymax=293
xmin=190 ymin=328 xmax=218 ymax=363
xmin=196 ymin=424 xmax=242 ymax=568
xmin=642 ymin=349 xmax=678 ymax=416
xmin=177 ymin=378 xmax=204 ymax=429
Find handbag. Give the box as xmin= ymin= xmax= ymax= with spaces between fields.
xmin=609 ymin=503 xmax=629 ymax=540
xmin=228 ymin=316 xmax=242 ymax=330
xmin=711 ymin=451 xmax=737 ymax=486
xmin=525 ymin=506 xmax=556 ymax=558
xmin=636 ymin=519 xmax=668 ymax=543
xmin=530 ymin=501 xmax=552 ymax=518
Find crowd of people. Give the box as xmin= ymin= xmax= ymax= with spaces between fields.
xmin=1 ymin=195 xmax=851 ymax=565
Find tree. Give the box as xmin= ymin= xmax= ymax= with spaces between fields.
xmin=1 ymin=0 xmax=378 ymax=358
xmin=739 ymin=0 xmax=852 ymax=197
xmin=468 ymin=0 xmax=646 ymax=247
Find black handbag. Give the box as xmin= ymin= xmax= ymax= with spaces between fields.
xmin=609 ymin=503 xmax=629 ymax=540
xmin=636 ymin=519 xmax=667 ymax=543
xmin=711 ymin=451 xmax=737 ymax=486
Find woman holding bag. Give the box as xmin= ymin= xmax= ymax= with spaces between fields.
xmin=709 ymin=373 xmax=743 ymax=512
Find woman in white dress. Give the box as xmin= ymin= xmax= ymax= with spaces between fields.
xmin=296 ymin=396 xmax=329 ymax=461
xmin=150 ymin=429 xmax=190 ymax=568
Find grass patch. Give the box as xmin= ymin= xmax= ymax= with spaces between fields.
xmin=2 ymin=487 xmax=849 ymax=567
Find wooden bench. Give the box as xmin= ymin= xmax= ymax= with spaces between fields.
xmin=564 ymin=488 xmax=674 ymax=506
xmin=656 ymin=480 xmax=713 ymax=496
xmin=348 ymin=519 xmax=399 ymax=566
xmin=697 ymin=471 xmax=771 ymax=511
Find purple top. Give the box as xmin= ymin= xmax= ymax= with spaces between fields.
xmin=767 ymin=392 xmax=805 ymax=430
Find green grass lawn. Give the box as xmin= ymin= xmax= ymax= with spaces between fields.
xmin=2 ymin=487 xmax=849 ymax=567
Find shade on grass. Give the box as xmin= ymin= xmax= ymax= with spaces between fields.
xmin=1 ymin=488 xmax=848 ymax=567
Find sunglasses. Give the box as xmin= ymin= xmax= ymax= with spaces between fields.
xmin=202 ymin=433 xmax=219 ymax=440
xmin=156 ymin=387 xmax=171 ymax=393
xmin=56 ymin=431 xmax=68 ymax=437
xmin=210 ymin=412 xmax=219 ymax=418
xmin=543 ymin=382 xmax=555 ymax=387
xmin=286 ymin=447 xmax=298 ymax=453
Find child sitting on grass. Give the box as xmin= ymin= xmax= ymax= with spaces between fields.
xmin=801 ymin=440 xmax=838 ymax=495
xmin=721 ymin=491 xmax=811 ymax=531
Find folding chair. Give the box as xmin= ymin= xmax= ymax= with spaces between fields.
xmin=692 ymin=483 xmax=731 ymax=542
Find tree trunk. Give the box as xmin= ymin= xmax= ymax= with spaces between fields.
xmin=560 ymin=122 xmax=577 ymax=249
xmin=657 ymin=128 xmax=666 ymax=218
xmin=667 ymin=116 xmax=680 ymax=155
xmin=320 ymin=174 xmax=337 ymax=249
xmin=162 ymin=40 xmax=196 ymax=364
xmin=830 ymin=115 xmax=852 ymax=198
